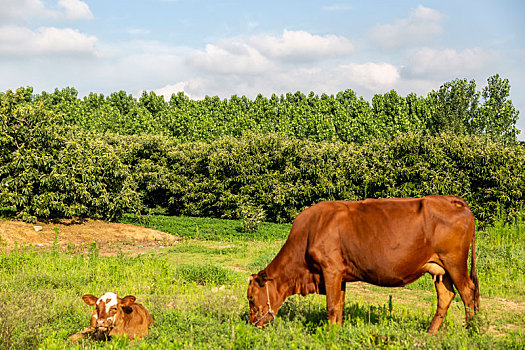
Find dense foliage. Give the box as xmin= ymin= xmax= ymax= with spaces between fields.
xmin=109 ymin=132 xmax=525 ymax=225
xmin=0 ymin=90 xmax=141 ymax=222
xmin=0 ymin=75 xmax=523 ymax=224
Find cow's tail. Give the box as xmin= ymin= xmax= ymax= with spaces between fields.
xmin=470 ymin=222 xmax=480 ymax=312
xmin=449 ymin=196 xmax=479 ymax=311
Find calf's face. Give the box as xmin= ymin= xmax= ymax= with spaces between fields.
xmin=82 ymin=292 xmax=136 ymax=331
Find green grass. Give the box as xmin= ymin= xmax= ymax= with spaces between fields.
xmin=120 ymin=214 xmax=291 ymax=241
xmin=0 ymin=216 xmax=524 ymax=349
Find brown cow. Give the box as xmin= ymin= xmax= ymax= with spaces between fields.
xmin=71 ymin=292 xmax=154 ymax=342
xmin=247 ymin=195 xmax=479 ymax=334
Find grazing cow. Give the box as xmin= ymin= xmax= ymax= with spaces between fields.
xmin=247 ymin=195 xmax=479 ymax=334
xmin=71 ymin=292 xmax=154 ymax=342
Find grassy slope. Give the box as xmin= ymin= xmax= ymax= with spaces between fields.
xmin=0 ymin=216 xmax=523 ymax=349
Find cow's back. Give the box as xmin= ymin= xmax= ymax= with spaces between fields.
xmin=110 ymin=303 xmax=154 ymax=339
xmin=302 ymin=196 xmax=474 ymax=287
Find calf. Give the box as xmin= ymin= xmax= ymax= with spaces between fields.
xmin=72 ymin=292 xmax=154 ymax=342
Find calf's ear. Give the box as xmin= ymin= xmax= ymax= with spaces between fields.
xmin=82 ymin=294 xmax=99 ymax=305
xmin=120 ymin=295 xmax=136 ymax=307
xmin=122 ymin=306 xmax=133 ymax=314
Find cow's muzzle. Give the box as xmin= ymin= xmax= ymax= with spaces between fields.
xmin=95 ymin=319 xmax=114 ymax=332
xmin=251 ymin=283 xmax=276 ymax=327
xmin=251 ymin=310 xmax=275 ymax=327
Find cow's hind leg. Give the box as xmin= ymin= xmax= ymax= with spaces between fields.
xmin=440 ymin=249 xmax=477 ymax=329
xmin=323 ymin=269 xmax=345 ymax=326
xmin=336 ymin=282 xmax=346 ymax=324
xmin=447 ymin=268 xmax=477 ymax=327
xmin=428 ymin=273 xmax=455 ymax=334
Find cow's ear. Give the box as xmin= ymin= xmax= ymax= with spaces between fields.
xmin=122 ymin=306 xmax=133 ymax=314
xmin=258 ymin=270 xmax=268 ymax=282
xmin=256 ymin=270 xmax=268 ymax=287
xmin=120 ymin=295 xmax=136 ymax=307
xmin=82 ymin=294 xmax=98 ymax=306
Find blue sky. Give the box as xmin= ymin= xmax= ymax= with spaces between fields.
xmin=1 ymin=0 xmax=524 ymax=139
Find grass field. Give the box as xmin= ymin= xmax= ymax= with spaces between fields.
xmin=1 ymin=215 xmax=524 ymax=349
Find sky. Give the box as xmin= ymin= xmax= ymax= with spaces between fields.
xmin=1 ymin=0 xmax=524 ymax=139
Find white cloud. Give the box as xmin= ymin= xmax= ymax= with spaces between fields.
xmin=149 ymin=60 xmax=400 ymax=102
xmin=188 ymin=41 xmax=272 ymax=74
xmin=154 ymin=82 xmax=188 ymax=98
xmin=0 ymin=25 xmax=98 ymax=57
xmin=145 ymin=30 xmax=398 ymax=99
xmin=58 ymin=0 xmax=93 ymax=20
xmin=338 ymin=62 xmax=400 ymax=91
xmin=0 ymin=1 xmax=95 ymax=57
xmin=371 ymin=5 xmax=444 ymax=49
xmin=0 ymin=0 xmax=48 ymax=22
xmin=153 ymin=81 xmax=208 ymax=100
xmin=187 ymin=29 xmax=355 ymax=76
xmin=250 ymin=29 xmax=354 ymax=62
xmin=407 ymin=47 xmax=498 ymax=77
xmin=0 ymin=0 xmax=93 ymax=22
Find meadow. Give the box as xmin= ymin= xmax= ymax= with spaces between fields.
xmin=0 ymin=215 xmax=524 ymax=349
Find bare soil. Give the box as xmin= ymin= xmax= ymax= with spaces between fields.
xmin=0 ymin=219 xmax=179 ymax=256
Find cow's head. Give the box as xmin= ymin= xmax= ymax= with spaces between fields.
xmin=82 ymin=292 xmax=136 ymax=332
xmin=247 ymin=270 xmax=278 ymax=327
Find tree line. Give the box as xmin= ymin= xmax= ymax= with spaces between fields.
xmin=0 ymin=75 xmax=523 ymax=225
xmin=4 ymin=74 xmax=520 ymax=144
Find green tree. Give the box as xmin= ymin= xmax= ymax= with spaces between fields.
xmin=107 ymin=90 xmax=136 ymax=116
xmin=139 ymin=90 xmax=167 ymax=117
xmin=426 ymin=78 xmax=479 ymax=135
xmin=472 ymin=74 xmax=520 ymax=143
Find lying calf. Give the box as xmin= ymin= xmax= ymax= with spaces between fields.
xmin=72 ymin=292 xmax=154 ymax=342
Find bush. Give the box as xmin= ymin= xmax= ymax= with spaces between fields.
xmin=238 ymin=202 xmax=266 ymax=233
xmin=107 ymin=132 xmax=524 ymax=226
xmin=0 ymin=90 xmax=141 ymax=222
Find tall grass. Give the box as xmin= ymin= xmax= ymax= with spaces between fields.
xmin=476 ymin=216 xmax=525 ymax=299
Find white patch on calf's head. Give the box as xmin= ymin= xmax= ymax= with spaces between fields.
xmin=97 ymin=292 xmax=118 ymax=312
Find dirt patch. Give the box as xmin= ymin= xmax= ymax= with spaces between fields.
xmin=0 ymin=219 xmax=179 ymax=256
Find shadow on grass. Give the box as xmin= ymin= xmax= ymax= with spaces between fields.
xmin=274 ymin=298 xmax=431 ymax=334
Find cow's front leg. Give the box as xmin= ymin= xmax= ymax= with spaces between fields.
xmin=428 ymin=273 xmax=455 ymax=334
xmin=70 ymin=327 xmax=95 ymax=343
xmin=323 ymin=269 xmax=344 ymax=326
